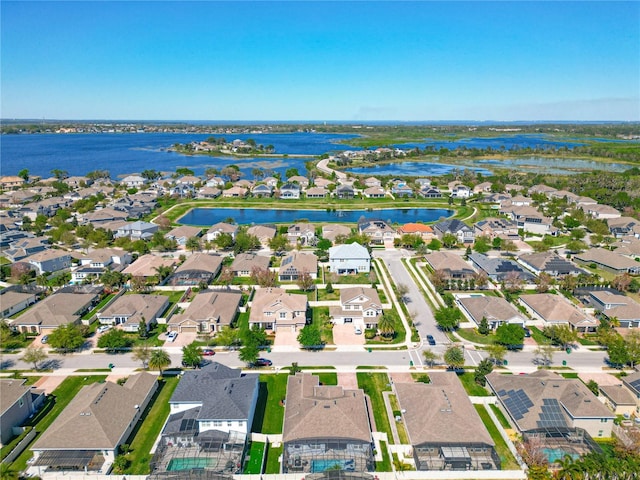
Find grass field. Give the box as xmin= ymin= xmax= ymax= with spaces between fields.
xmin=457 ymin=328 xmax=496 ymax=345
xmin=490 ymin=404 xmax=512 ymax=429
xmin=376 ymin=441 xmax=392 ymax=472
xmin=254 ymin=374 xmax=288 ymax=434
xmin=457 ymin=372 xmax=490 ymax=396
xmin=474 ymin=404 xmax=519 ymax=470
xmin=244 ymin=441 xmax=265 ymax=474
xmin=11 ymin=375 xmax=107 ymax=472
xmin=125 ymin=375 xmax=180 ymax=474
xmin=357 ymin=372 xmax=393 ymax=439
xmin=264 ymin=443 xmax=283 ymax=474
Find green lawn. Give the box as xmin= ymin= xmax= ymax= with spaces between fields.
xmin=489 ymin=404 xmax=512 ymax=429
xmin=474 ymin=404 xmax=519 ymax=470
xmin=254 ymin=374 xmax=288 ymax=434
xmin=376 ymin=440 xmax=392 ymax=472
xmin=12 ymin=375 xmax=107 ymax=472
xmin=457 ymin=372 xmax=490 ymax=396
xmin=244 ymin=441 xmax=265 ymax=474
xmin=389 ymin=395 xmax=409 ymax=444
xmin=529 ymin=325 xmax=551 ymax=345
xmin=315 ymin=372 xmax=338 ymax=385
xmin=357 ymin=373 xmax=393 ymax=439
xmin=312 ymin=306 xmax=333 ymax=345
xmin=366 ymin=306 xmax=406 ymax=345
xmin=457 ymin=328 xmax=496 ymax=345
xmin=317 ymin=288 xmax=340 ymax=301
xmin=125 ymin=375 xmax=180 ymax=474
xmin=82 ymin=293 xmax=115 ymax=321
xmin=264 ymin=443 xmax=283 ymax=474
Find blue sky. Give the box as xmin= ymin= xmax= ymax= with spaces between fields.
xmin=1 ymin=1 xmax=638 ymax=121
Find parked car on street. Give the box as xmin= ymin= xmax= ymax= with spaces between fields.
xmin=253 ymin=358 xmax=272 ymax=367
xmin=201 ymin=348 xmax=215 ymax=356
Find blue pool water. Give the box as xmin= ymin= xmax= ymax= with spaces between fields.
xmin=541 ymin=448 xmax=579 ymax=464
xmin=311 ymin=459 xmax=350 ymax=472
xmin=166 ymin=457 xmax=216 ymax=471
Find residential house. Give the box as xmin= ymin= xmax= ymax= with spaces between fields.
xmin=363 ymin=177 xmax=382 ymax=188
xmin=249 ymin=288 xmax=308 ymax=332
xmin=25 ymin=249 xmax=72 ymax=275
xmin=262 ymin=176 xmax=279 ymax=187
xmin=279 ymin=183 xmax=301 ymax=199
xmin=278 ymin=252 xmax=318 ymax=281
xmin=82 ymin=207 xmax=128 ymax=225
xmin=166 ymin=253 xmax=223 ymax=286
xmin=581 ymin=204 xmax=621 ymax=220
xmin=607 ymin=217 xmax=640 ymax=238
xmin=500 ymin=205 xmax=556 ymax=236
xmin=313 ymin=177 xmax=333 ymax=189
xmin=30 ymin=373 xmax=157 ymax=472
xmin=198 ymin=186 xmax=221 ymax=199
xmin=251 ymin=184 xmax=273 ymax=198
xmin=169 ymin=183 xmax=195 ymax=198
xmin=121 ymin=175 xmax=146 ymax=188
xmin=121 ymin=254 xmax=176 ymax=280
xmin=418 ymin=186 xmax=443 ymax=198
xmin=519 ymin=293 xmax=599 ymax=332
xmin=396 ymin=373 xmax=499 ymax=471
xmin=473 ymin=218 xmax=519 ymax=240
xmin=97 ymin=294 xmax=168 ymax=333
xmin=176 ymin=175 xmax=201 ymax=186
xmin=168 ymin=291 xmax=241 ymax=334
xmin=358 ymin=219 xmax=395 ymax=245
xmin=0 ymin=176 xmax=25 ymax=189
xmin=0 ymin=286 xmax=41 ymax=318
xmin=433 ymin=219 xmax=475 ymax=244
xmin=287 ymin=223 xmax=316 ymax=246
xmin=304 ymin=186 xmax=327 ymax=198
xmin=424 ymin=251 xmax=476 ymax=279
xmin=613 ymin=238 xmax=640 ymax=258
xmin=230 ymin=253 xmax=270 ymax=277
xmin=329 ymin=287 xmax=382 ymax=330
xmin=469 ymin=253 xmax=536 ymax=283
xmin=584 ymin=290 xmax=640 ymax=328
xmin=165 ymin=225 xmax=202 ymax=246
xmin=321 ymin=224 xmax=351 ymax=243
xmin=164 ymin=363 xmax=258 ymax=461
xmin=574 ymin=248 xmax=640 ymax=274
xmin=396 ymin=223 xmax=435 ymax=242
xmin=205 ymin=176 xmax=225 ymax=188
xmin=473 ymin=181 xmax=493 ymax=194
xmin=3 ymin=236 xmax=49 ymax=262
xmin=450 ymin=184 xmax=471 ymax=199
xmin=335 ymin=184 xmax=355 ymax=199
xmin=457 ymin=294 xmax=527 ymax=329
xmin=529 ymin=184 xmax=557 ymax=196
xmin=206 ymin=222 xmax=238 ymax=242
xmin=79 ymin=248 xmax=131 ymax=269
xmin=247 ymin=225 xmax=277 ymax=246
xmin=599 ymin=385 xmax=637 ymax=416
xmin=0 ymin=379 xmax=45 ymax=446
xmin=487 ymin=370 xmax=615 ymax=444
xmin=391 ymin=181 xmax=413 ymax=197
xmin=362 ymin=186 xmax=386 ymax=198
xmin=328 ymin=242 xmax=370 ymax=275
xmin=115 ymin=221 xmax=158 ymax=240
xmin=621 ymin=371 xmax=640 ymax=414
xmin=282 ymin=373 xmax=374 ymax=474
xmin=518 ymin=252 xmax=584 ymax=277
xmin=222 ymin=186 xmax=248 ymax=198
xmin=288 ymin=175 xmax=309 ymax=188
xmin=415 ymin=178 xmax=432 ymax=188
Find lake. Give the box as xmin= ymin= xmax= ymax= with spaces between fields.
xmin=390 ymin=133 xmax=587 ymax=150
xmin=178 ymin=207 xmax=453 ymax=226
xmin=0 ymin=132 xmax=359 ymax=178
xmin=345 ymin=162 xmax=492 ymax=177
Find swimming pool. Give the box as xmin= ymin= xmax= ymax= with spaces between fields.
xmin=542 ymin=448 xmax=579 ymax=464
xmin=311 ymin=459 xmax=354 ymax=472
xmin=167 ymin=457 xmax=216 ymax=471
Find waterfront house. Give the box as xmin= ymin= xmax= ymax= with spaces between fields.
xmin=363 ymin=186 xmax=386 ymax=198
xmin=206 ymin=222 xmax=238 ymax=242
xmin=0 ymin=176 xmax=25 ymax=190
xmin=287 ymin=223 xmax=316 ymax=246
xmin=251 ymin=184 xmax=273 ymax=198
xmin=335 ymin=184 xmax=355 ymax=199
xmin=418 ymin=186 xmax=443 ymax=198
xmin=247 ymin=225 xmax=277 ymax=246
xmin=198 ymin=186 xmax=221 ymax=199
xmin=249 ymin=288 xmax=308 ymax=332
xmin=121 ymin=175 xmax=146 ymax=188
xmin=358 ymin=219 xmax=395 ymax=245
xmin=279 ymin=183 xmax=301 ymax=199
xmin=321 ymin=224 xmax=351 ymax=242
xmin=165 ymin=225 xmax=203 ymax=247
xmin=222 ymin=186 xmax=248 ymax=198
xmin=391 ymin=181 xmax=413 ymax=197
xmin=396 ymin=223 xmax=435 ymax=242
xmin=304 ymin=186 xmax=327 ymax=198
xmin=364 ymin=177 xmax=382 ymax=188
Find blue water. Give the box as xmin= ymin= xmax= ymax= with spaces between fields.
xmin=391 ymin=134 xmax=587 ymax=151
xmin=0 ymin=132 xmax=359 ymax=178
xmin=346 ymin=162 xmax=492 ymax=177
xmin=311 ymin=459 xmax=351 ymax=473
xmin=541 ymin=448 xmax=579 ymax=464
xmin=167 ymin=457 xmax=216 ymax=471
xmin=472 ymin=156 xmax=629 ymax=175
xmin=179 ymin=208 xmax=453 ymax=226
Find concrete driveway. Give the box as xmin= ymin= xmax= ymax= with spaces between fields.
xmin=163 ymin=331 xmax=196 ymax=347
xmin=332 ymin=324 xmax=366 ymax=346
xmin=273 ymin=329 xmax=300 ymax=350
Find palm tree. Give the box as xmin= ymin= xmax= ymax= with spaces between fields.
xmin=377 ymin=315 xmax=395 ymax=339
xmin=148 ymin=349 xmax=171 ymax=376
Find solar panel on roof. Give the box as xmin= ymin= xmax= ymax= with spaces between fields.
xmin=629 ymin=378 xmax=640 ymax=391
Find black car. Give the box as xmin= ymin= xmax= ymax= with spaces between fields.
xmin=426 ymin=335 xmax=436 ymax=346
xmin=253 ymin=358 xmax=272 ymax=367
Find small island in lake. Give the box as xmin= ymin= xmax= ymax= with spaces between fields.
xmin=171 ymin=136 xmax=275 ymax=157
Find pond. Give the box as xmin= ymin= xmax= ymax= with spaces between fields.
xmin=179 ymin=207 xmax=454 ymax=226
xmin=469 ymin=156 xmax=631 ymax=175
xmin=345 ymin=161 xmax=492 ymax=177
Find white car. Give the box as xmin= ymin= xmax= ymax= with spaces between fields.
xmin=97 ymin=325 xmax=111 ymax=334
xmin=166 ymin=331 xmax=178 ymax=342
xmin=354 ymin=326 xmax=363 ymax=335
